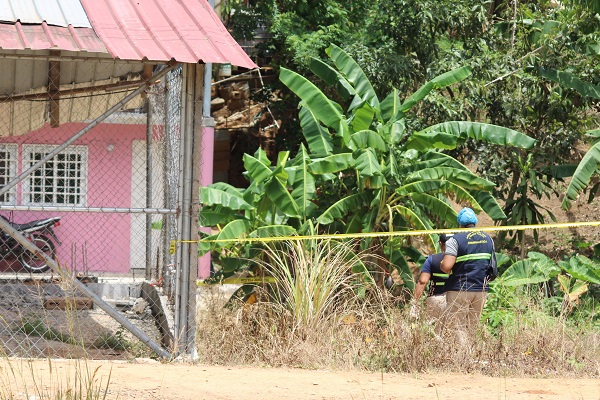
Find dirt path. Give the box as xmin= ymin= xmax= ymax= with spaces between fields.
xmin=2 ymin=359 xmax=599 ymax=400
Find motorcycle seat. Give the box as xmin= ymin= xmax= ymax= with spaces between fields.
xmin=11 ymin=217 xmax=60 ymax=231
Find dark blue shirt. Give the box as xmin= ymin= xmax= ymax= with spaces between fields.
xmin=422 ymin=253 xmax=449 ymax=296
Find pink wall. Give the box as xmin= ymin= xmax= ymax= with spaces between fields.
xmin=0 ymin=122 xmax=145 ymax=274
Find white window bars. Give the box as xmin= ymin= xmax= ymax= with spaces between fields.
xmin=0 ymin=144 xmax=18 ymax=205
xmin=22 ymin=144 xmax=88 ymax=207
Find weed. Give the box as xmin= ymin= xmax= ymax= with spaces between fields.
xmin=92 ymin=326 xmax=131 ymax=351
xmin=18 ymin=319 xmax=76 ymax=345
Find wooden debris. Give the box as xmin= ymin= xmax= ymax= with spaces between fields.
xmin=43 ymin=297 xmax=93 ymax=310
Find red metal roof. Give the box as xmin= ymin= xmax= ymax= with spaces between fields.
xmin=0 ymin=0 xmax=257 ymax=68
xmin=80 ymin=0 xmax=257 ymax=68
xmin=0 ymin=22 xmax=107 ymax=53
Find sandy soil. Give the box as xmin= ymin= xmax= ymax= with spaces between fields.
xmin=2 ymin=359 xmax=599 ymax=400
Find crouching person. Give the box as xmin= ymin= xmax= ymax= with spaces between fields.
xmin=410 ymin=233 xmax=452 ymax=325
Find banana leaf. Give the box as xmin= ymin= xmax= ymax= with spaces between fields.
xmin=537 ymin=68 xmax=600 ymax=100
xmin=403 ymin=245 xmax=428 ymax=266
xmin=243 ymin=153 xmax=273 ymax=183
xmin=309 ymin=153 xmax=355 ymax=174
xmin=380 ymin=89 xmax=403 ymax=124
xmin=208 ymin=181 xmax=245 ymax=194
xmin=355 ymin=148 xmax=382 ymax=177
xmin=408 ymin=193 xmax=457 ymax=225
xmin=326 ymin=44 xmax=380 ymax=110
xmin=199 ymin=208 xmax=242 ymax=227
xmin=317 ymin=193 xmax=369 ymax=224
xmin=265 ymin=178 xmax=301 ymax=218
xmin=399 ymin=66 xmax=471 ymax=112
xmin=349 ymin=103 xmax=376 ymax=132
xmin=200 ymin=186 xmax=253 ymax=211
xmin=198 ymin=233 xmax=217 ymax=256
xmin=419 ymin=121 xmax=536 ymax=149
xmin=469 ymin=190 xmax=507 ymax=220
xmin=384 ymin=243 xmax=415 ymax=290
xmin=399 ymin=152 xmax=469 ymax=174
xmin=287 ymin=146 xmax=317 ymax=218
xmin=215 ymin=219 xmax=253 ymax=245
xmin=350 ymin=130 xmax=387 ymax=152
xmin=249 ymin=225 xmax=297 ymax=239
xmin=392 ymin=205 xmax=431 ymax=232
xmin=299 ymin=105 xmax=334 ymax=156
xmin=396 ymin=180 xmax=483 ymax=212
xmin=406 ymin=167 xmax=495 ymax=191
xmin=309 ymin=57 xmax=356 ymax=101
xmin=404 ymin=131 xmax=459 ymax=151
xmin=562 ymin=141 xmax=600 ymax=209
xmin=586 ymin=128 xmax=600 ymax=141
xmin=280 ymin=67 xmax=347 ymax=131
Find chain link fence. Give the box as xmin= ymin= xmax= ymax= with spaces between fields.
xmin=0 ymin=56 xmax=197 ymax=359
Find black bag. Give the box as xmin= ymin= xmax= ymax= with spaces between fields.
xmin=486 ymin=240 xmax=498 ymax=282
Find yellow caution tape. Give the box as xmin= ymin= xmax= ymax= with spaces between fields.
xmin=197 ymin=276 xmax=277 ymax=286
xmin=170 ymin=220 xmax=600 ymax=249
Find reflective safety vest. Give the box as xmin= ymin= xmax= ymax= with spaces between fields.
xmin=428 ymin=253 xmax=449 ymax=296
xmin=445 ymin=231 xmax=494 ymax=292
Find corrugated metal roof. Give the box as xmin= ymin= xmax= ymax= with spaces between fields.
xmin=0 ymin=0 xmax=92 ymax=28
xmin=0 ymin=23 xmax=107 ymax=52
xmin=0 ymin=0 xmax=257 ymax=68
xmin=80 ymin=0 xmax=256 ymax=68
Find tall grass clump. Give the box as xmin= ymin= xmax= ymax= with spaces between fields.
xmin=259 ymin=239 xmax=364 ymax=331
xmin=196 ymin=238 xmax=382 ymax=368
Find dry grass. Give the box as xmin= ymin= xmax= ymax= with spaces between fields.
xmin=0 ymin=356 xmax=112 ymax=400
xmin=195 ymin=293 xmax=600 ymax=376
xmin=195 ymin=241 xmax=600 ymax=377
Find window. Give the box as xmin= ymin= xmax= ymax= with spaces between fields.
xmin=0 ymin=144 xmax=18 ymax=205
xmin=22 ymin=145 xmax=88 ymax=206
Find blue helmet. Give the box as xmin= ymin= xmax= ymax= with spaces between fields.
xmin=457 ymin=207 xmax=478 ymax=226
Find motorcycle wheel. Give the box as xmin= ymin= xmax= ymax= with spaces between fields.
xmin=19 ymin=234 xmax=56 ymax=273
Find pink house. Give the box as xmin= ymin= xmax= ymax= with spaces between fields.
xmin=0 ymin=0 xmax=256 ymax=276
xmin=0 ymin=119 xmax=159 ymax=274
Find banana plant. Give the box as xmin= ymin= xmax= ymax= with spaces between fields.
xmin=278 ymin=44 xmax=535 ymax=288
xmin=200 ymin=44 xmax=536 ymax=291
xmin=199 ymin=148 xmax=304 ymax=284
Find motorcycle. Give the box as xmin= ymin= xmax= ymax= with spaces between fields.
xmin=0 ymin=214 xmax=62 ymax=273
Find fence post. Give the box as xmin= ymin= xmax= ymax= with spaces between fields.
xmin=174 ymin=63 xmax=203 ymax=356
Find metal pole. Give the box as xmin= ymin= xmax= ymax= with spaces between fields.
xmin=186 ymin=63 xmax=203 ymax=354
xmin=0 ymin=63 xmax=180 ymax=198
xmin=163 ymin=72 xmax=171 ymax=297
xmin=174 ymin=63 xmax=195 ymax=352
xmin=163 ymin=69 xmax=175 ymax=298
xmin=146 ymin=96 xmax=154 ymax=280
xmin=0 ymin=217 xmax=171 ymax=359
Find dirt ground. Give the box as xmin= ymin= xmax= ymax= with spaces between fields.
xmin=1 ymin=358 xmax=598 ymax=400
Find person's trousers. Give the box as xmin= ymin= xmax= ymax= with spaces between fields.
xmin=445 ymin=290 xmax=487 ymax=344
